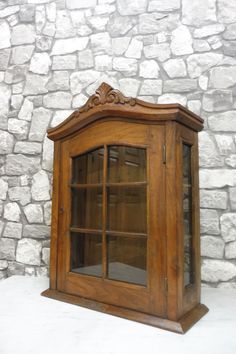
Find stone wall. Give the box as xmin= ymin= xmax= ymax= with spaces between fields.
xmin=0 ymin=0 xmax=236 ymax=288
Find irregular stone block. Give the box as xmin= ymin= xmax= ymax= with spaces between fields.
xmin=200 ymin=169 xmax=236 ymax=189
xmin=163 ymin=79 xmax=197 ymax=93
xmin=29 ymin=107 xmax=52 ymax=142
xmin=8 ymin=186 xmax=31 ymax=206
xmin=220 ymin=213 xmax=236 ymax=242
xmin=55 ymin=10 xmax=75 ymax=38
xmin=42 ymin=248 xmax=50 ymax=265
xmin=36 ymin=35 xmax=53 ymax=52
xmin=19 ymin=4 xmax=35 ymax=22
xmin=70 ymin=70 xmax=101 ymax=95
xmin=218 ymin=0 xmax=236 ymax=24
xmin=0 ymin=83 xmax=11 ymax=129
xmin=90 ymin=32 xmax=111 ymax=54
xmin=182 ymin=0 xmax=216 ymax=27
xmin=95 ymin=55 xmax=112 ymax=71
xmin=11 ymin=24 xmax=35 ymax=45
xmin=16 ymin=238 xmax=42 ymax=266
xmin=43 ymin=201 xmax=52 ymax=226
xmin=42 ymin=137 xmax=53 ymax=172
xmin=0 ymin=178 xmax=8 ymax=200
xmin=11 ymin=94 xmax=23 ymax=110
xmin=202 ymin=90 xmax=232 ymax=112
xmin=30 ymin=53 xmax=51 ymax=75
xmin=24 ymin=204 xmax=43 ymax=224
xmin=215 ymin=135 xmax=235 ymax=155
xmin=8 ymin=118 xmax=29 ymax=140
xmin=111 ymin=37 xmax=131 ymax=56
xmin=43 ymin=92 xmax=72 ymax=109
xmin=6 ymin=154 xmax=41 ymax=176
xmin=107 ymin=14 xmax=133 ymax=37
xmin=199 ymin=131 xmax=224 ymax=167
xmin=225 ymin=241 xmax=236 ymax=259
xmin=187 ymin=53 xmax=223 ymax=78
xmin=139 ymin=60 xmax=159 ymax=78
xmin=194 ymin=24 xmax=225 ymax=38
xmin=0 ymin=49 xmax=10 ymax=70
xmin=223 ymin=40 xmax=236 ymax=57
xmin=200 ymin=190 xmax=227 ymax=210
xmin=140 ymin=79 xmax=162 ymax=95
xmin=5 ymin=65 xmax=28 ymax=85
xmin=144 ymin=43 xmax=170 ymax=62
xmin=0 ymin=238 xmax=16 ymax=260
xmin=117 ymin=0 xmax=147 ymax=15
xmin=18 ymin=99 xmax=34 ymax=121
xmin=4 ymin=202 xmax=21 ymax=222
xmin=24 ymin=74 xmax=49 ymax=95
xmin=223 ymin=24 xmax=236 ymax=40
xmin=209 ymin=66 xmax=236 ymax=89
xmin=66 ymin=0 xmax=96 ymax=9
xmin=148 ymin=0 xmax=180 ymax=12
xmin=23 ymin=224 xmax=50 ymax=239
xmin=171 ymin=25 xmax=193 ymax=55
xmin=0 ymin=20 xmax=11 ymax=49
xmin=202 ymin=259 xmax=236 ymax=282
xmin=3 ymin=222 xmax=22 ymax=239
xmin=31 ymin=170 xmax=50 ymax=201
xmin=200 ymin=209 xmax=220 ymax=235
xmin=208 ymin=111 xmax=236 ymax=131
xmin=225 ymin=154 xmax=236 ymax=168
xmin=0 ymin=260 xmax=8 ymax=270
xmin=52 ymin=55 xmax=76 ymax=70
xmin=229 ymin=187 xmax=236 ymax=210
xmin=118 ymin=79 xmax=140 ymax=97
xmin=125 ymin=38 xmax=143 ymax=59
xmin=7 ymin=261 xmax=24 ymax=276
xmin=139 ymin=12 xmax=179 ymax=34
xmin=158 ymin=94 xmax=187 ymax=105
xmin=201 ymin=236 xmax=224 ymax=259
xmin=193 ymin=39 xmax=211 ymax=53
xmin=51 ymin=37 xmax=89 ymax=55
xmin=0 ymin=130 xmax=14 ymax=154
xmin=0 ymin=5 xmax=19 ymax=18
xmin=163 ymin=59 xmax=186 ymax=78
xmin=47 ymin=71 xmax=69 ymax=91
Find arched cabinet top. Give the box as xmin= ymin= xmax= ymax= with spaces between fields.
xmin=47 ymin=82 xmax=204 ymax=141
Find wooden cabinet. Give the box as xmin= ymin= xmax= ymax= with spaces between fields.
xmin=42 ymin=83 xmax=208 ymax=333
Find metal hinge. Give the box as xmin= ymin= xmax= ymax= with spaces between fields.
xmin=164 ymin=277 xmax=168 ymax=294
xmin=163 ymin=144 xmax=166 ymax=164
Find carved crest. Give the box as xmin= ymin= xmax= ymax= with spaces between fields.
xmin=78 ymin=82 xmax=136 ymax=114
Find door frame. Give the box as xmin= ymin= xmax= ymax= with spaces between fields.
xmin=56 ymin=120 xmax=166 ymax=316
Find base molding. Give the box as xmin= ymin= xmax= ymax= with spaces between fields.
xmin=41 ymin=289 xmax=209 ymax=334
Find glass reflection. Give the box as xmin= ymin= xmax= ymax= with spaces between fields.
xmin=107 ymin=235 xmax=147 ymax=285
xmin=183 ymin=144 xmax=194 ymax=287
xmin=71 ymin=233 xmax=102 ymax=277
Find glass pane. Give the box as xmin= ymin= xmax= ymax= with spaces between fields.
xmin=108 ymin=146 xmax=146 ymax=183
xmin=107 ymin=235 xmax=147 ymax=285
xmin=71 ymin=232 xmax=102 ymax=277
xmin=72 ymin=147 xmax=104 ymax=184
xmin=71 ymin=187 xmax=102 ymax=230
xmin=107 ymin=186 xmax=147 ymax=233
xmin=183 ymin=144 xmax=194 ymax=287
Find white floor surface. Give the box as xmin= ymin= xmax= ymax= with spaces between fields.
xmin=0 ymin=276 xmax=236 ymax=354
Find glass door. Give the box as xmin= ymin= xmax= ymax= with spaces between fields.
xmin=70 ymin=145 xmax=147 ymax=286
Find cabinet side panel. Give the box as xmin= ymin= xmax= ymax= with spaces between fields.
xmin=166 ymin=123 xmax=180 ymax=320
xmin=49 ymin=141 xmax=61 ymax=290
xmin=177 ymin=125 xmax=201 ymax=316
